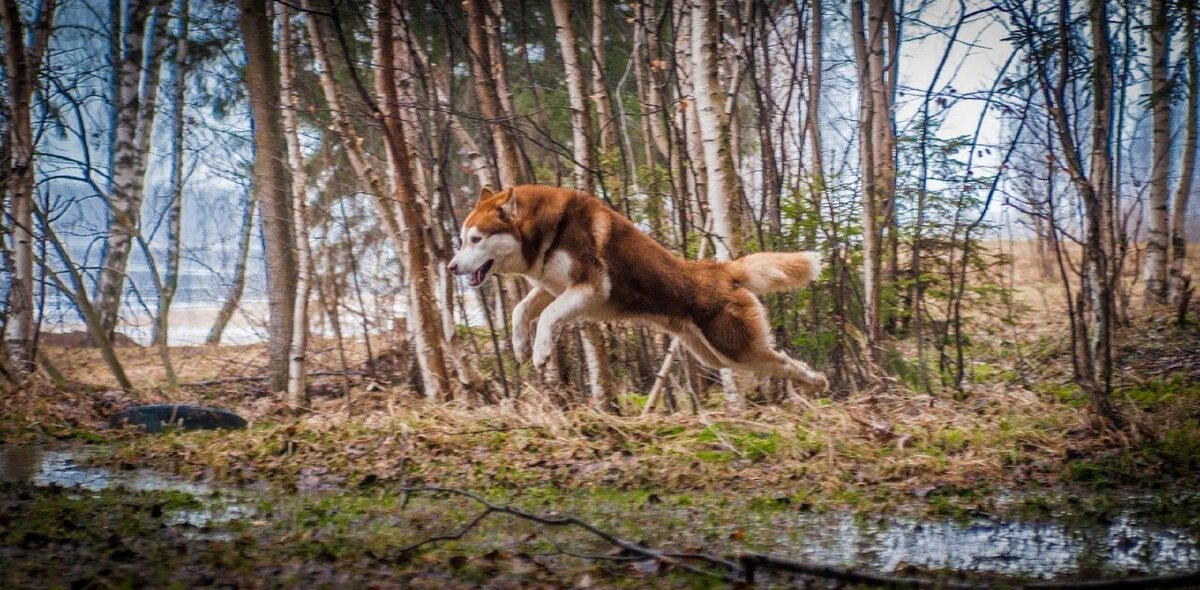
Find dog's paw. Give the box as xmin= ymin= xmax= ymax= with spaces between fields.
xmin=531 ymin=337 xmax=553 ymax=370
xmin=512 ymin=326 xmax=532 ymax=363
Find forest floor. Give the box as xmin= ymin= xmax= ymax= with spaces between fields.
xmin=3 ymin=263 xmax=1200 ymax=588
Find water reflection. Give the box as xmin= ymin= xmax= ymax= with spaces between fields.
xmin=774 ymin=512 xmax=1200 ymax=578
xmin=0 ymin=446 xmax=248 ymax=533
xmin=3 ymin=445 xmax=1197 ymax=579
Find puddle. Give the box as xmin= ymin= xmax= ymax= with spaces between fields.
xmin=566 ymin=492 xmax=1200 ymax=581
xmin=767 ymin=511 xmax=1200 ymax=578
xmin=0 ymin=445 xmax=253 ymax=535
xmin=3 ymin=445 xmax=1197 ymax=580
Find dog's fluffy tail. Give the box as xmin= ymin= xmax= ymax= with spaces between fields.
xmin=728 ymin=251 xmax=821 ymax=294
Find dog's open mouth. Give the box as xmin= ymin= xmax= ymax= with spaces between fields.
xmin=469 ymin=259 xmax=494 ymax=287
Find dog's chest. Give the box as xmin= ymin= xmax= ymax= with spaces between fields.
xmin=529 ymin=250 xmax=575 ymax=295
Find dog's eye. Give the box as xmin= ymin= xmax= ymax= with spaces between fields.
xmin=470 ymin=236 xmax=481 ymax=244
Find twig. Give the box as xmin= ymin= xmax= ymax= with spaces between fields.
xmin=394 ymin=486 xmax=741 ymax=582
xmin=740 ymin=553 xmax=978 ymax=588
xmin=393 ymin=486 xmax=1200 ymax=589
xmin=181 ymin=370 xmax=367 ymax=387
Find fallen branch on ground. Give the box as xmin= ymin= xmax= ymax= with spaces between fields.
xmin=395 ymin=486 xmax=1200 ymax=588
xmin=182 ymin=370 xmax=368 ymax=387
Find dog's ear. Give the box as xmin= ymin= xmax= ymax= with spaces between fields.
xmin=496 ymin=189 xmax=518 ymax=222
xmin=476 ymin=186 xmax=495 ymax=206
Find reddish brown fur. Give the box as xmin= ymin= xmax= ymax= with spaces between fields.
xmin=461 ymin=185 xmax=826 ymax=390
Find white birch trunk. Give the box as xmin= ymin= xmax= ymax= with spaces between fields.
xmin=0 ymin=0 xmax=53 ymax=375
xmin=1145 ymin=0 xmax=1170 ymax=305
xmin=96 ymin=0 xmax=171 ymax=338
xmin=153 ymin=0 xmax=188 ymax=351
xmin=690 ymin=0 xmax=742 ymax=406
xmin=551 ymin=0 xmax=613 ymax=407
xmin=280 ymin=3 xmax=313 ymax=408
xmin=1170 ymin=2 xmax=1198 ymax=304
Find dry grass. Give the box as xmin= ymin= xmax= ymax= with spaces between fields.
xmin=4 ymin=241 xmax=1199 ymax=513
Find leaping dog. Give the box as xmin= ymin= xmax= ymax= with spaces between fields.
xmin=448 ymin=185 xmax=828 ymax=393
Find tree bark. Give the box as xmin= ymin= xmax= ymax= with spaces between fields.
xmin=464 ymin=0 xmax=522 ymax=187
xmin=550 ymin=0 xmax=613 ymax=408
xmin=152 ymin=0 xmax=188 ymax=349
xmin=280 ymin=1 xmax=313 ymax=408
xmin=850 ymin=0 xmax=883 ymax=368
xmin=551 ymin=0 xmax=596 ymax=192
xmin=96 ymin=0 xmax=172 ymax=340
xmin=207 ymin=193 xmax=256 ymax=345
xmin=1145 ymin=0 xmax=1170 ymax=305
xmin=1171 ymin=2 xmax=1198 ymax=305
xmin=238 ymin=0 xmax=297 ymax=392
xmin=376 ymin=0 xmax=452 ymax=400
xmin=0 ymin=0 xmax=55 ymax=376
xmin=690 ymin=0 xmax=743 ymax=406
xmin=691 ymin=0 xmax=743 ymax=262
xmin=590 ymin=1 xmax=618 ymax=170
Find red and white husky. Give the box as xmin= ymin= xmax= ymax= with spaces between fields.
xmin=448 ymin=185 xmax=828 ymax=393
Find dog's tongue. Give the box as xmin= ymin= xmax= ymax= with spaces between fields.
xmin=470 ymin=260 xmax=494 ymax=287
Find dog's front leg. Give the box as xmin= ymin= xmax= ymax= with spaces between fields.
xmin=511 ymin=287 xmax=554 ymax=363
xmin=531 ymin=286 xmax=598 ymax=370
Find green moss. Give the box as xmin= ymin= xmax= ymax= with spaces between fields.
xmin=695 ymin=425 xmax=781 ymax=462
xmin=1124 ymin=375 xmax=1200 ymax=408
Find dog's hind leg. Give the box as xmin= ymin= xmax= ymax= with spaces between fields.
xmin=733 ymin=346 xmax=829 ymax=394
xmin=674 ymin=322 xmax=728 ymax=369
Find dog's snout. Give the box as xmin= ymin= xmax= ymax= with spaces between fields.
xmin=447 ymin=261 xmax=459 ymax=274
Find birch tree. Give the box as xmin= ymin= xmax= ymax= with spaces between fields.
xmin=95 ymin=0 xmax=172 ymax=340
xmin=238 ymin=0 xmax=297 ymax=392
xmin=375 ymin=0 xmax=452 ymax=400
xmin=279 ymin=1 xmax=313 ymax=407
xmin=690 ymin=0 xmax=745 ymax=405
xmin=152 ymin=0 xmax=188 ymax=349
xmin=550 ymin=0 xmax=614 ymax=410
xmin=1170 ymin=1 xmax=1198 ymax=309
xmin=850 ymin=0 xmax=897 ymax=369
xmin=463 ymin=0 xmax=522 ymax=187
xmin=1 ymin=0 xmax=55 ymax=375
xmin=1144 ymin=0 xmax=1170 ymax=305
xmin=691 ymin=0 xmax=743 ymax=262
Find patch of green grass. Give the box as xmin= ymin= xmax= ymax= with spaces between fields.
xmin=1036 ymin=380 xmax=1088 ymax=408
xmin=1153 ymin=421 xmax=1200 ymax=469
xmin=1124 ymin=375 xmax=1200 ymax=408
xmin=695 ymin=425 xmax=781 ymax=462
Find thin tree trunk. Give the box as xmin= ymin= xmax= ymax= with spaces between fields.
xmin=408 ymin=39 xmax=493 ymax=187
xmin=152 ymin=0 xmax=188 ymax=349
xmin=239 ymin=0 xmax=297 ymax=392
xmin=850 ymin=0 xmax=882 ymax=368
xmin=1145 ymin=0 xmax=1170 ymax=305
xmin=1 ymin=0 xmax=55 ymax=376
xmin=692 ymin=0 xmax=743 ymax=262
xmin=280 ymin=2 xmax=313 ymax=408
xmin=552 ymin=0 xmax=596 ymax=192
xmin=1171 ymin=2 xmax=1198 ymax=305
xmin=464 ymin=0 xmax=522 ymax=187
xmin=691 ymin=0 xmax=742 ymax=406
xmin=376 ymin=0 xmax=452 ymax=400
xmin=550 ymin=0 xmax=613 ymax=407
xmin=590 ymin=0 xmax=618 ymax=181
xmin=207 ymin=193 xmax=256 ymax=345
xmin=35 ymin=207 xmax=134 ymax=391
xmin=96 ymin=0 xmax=171 ymax=340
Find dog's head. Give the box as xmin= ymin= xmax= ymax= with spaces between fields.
xmin=448 ymin=187 xmax=524 ymax=287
